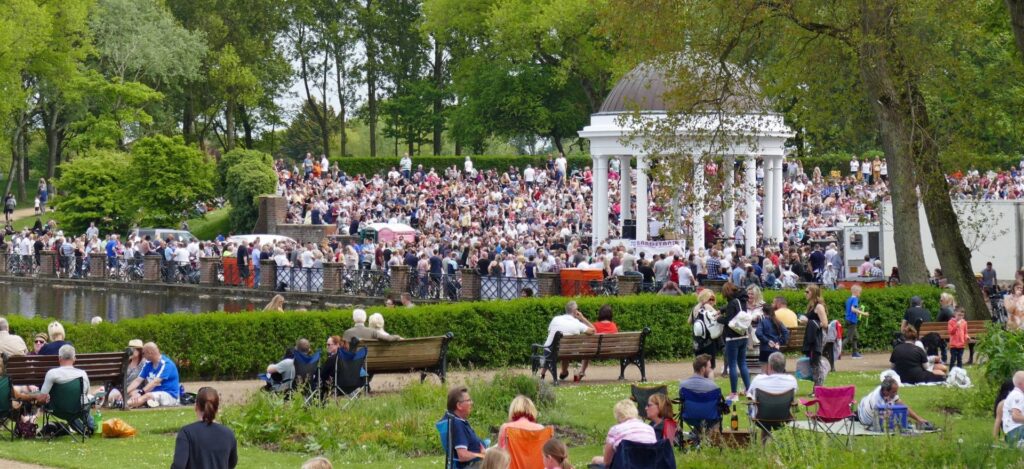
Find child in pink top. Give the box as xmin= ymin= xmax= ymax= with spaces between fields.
xmin=947 ymin=307 xmax=969 ymax=369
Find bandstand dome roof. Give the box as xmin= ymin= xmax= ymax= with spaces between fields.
xmin=598 ymin=60 xmax=766 ymax=115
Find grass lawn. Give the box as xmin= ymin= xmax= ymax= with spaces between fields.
xmin=186 ymin=207 xmax=231 ymax=241
xmin=1 ymin=369 xmax=1022 ymax=468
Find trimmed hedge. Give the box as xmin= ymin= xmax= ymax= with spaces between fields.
xmin=329 ymin=155 xmax=591 ymax=176
xmin=4 ymin=286 xmax=942 ymax=379
xmin=799 ymin=151 xmax=1020 ymax=175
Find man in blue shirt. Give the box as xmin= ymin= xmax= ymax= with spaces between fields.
xmin=125 ymin=342 xmax=181 ymax=408
xmin=844 ymin=285 xmax=868 ymax=358
xmin=443 ymin=386 xmax=485 ymax=468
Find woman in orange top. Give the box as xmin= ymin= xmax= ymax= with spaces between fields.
xmin=947 ymin=306 xmax=970 ymax=369
xmin=577 ymin=304 xmax=618 ymax=382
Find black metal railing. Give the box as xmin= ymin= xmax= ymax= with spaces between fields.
xmin=340 ymin=267 xmax=390 ymax=297
xmin=7 ymin=254 xmax=36 ymax=277
xmin=408 ymin=271 xmax=462 ymax=301
xmin=161 ymin=259 xmax=199 ymax=284
xmin=107 ymin=258 xmax=144 ymax=283
xmin=480 ymin=276 xmax=540 ymax=300
xmin=276 ymin=266 xmax=325 ymax=292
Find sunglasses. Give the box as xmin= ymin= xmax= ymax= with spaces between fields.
xmin=34 ymin=340 xmax=45 ymax=344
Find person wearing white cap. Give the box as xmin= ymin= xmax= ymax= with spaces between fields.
xmin=342 ymin=308 xmax=400 ymax=344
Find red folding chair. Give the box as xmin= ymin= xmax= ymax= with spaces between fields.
xmin=799 ymin=385 xmax=856 ymax=448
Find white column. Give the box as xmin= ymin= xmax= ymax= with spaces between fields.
xmin=723 ymin=155 xmax=735 ymax=241
xmin=762 ymin=157 xmax=773 ymax=244
xmin=592 ymin=154 xmax=610 ymax=246
xmin=636 ymin=154 xmax=648 ymax=241
xmin=619 ymin=155 xmax=632 ymax=223
xmin=744 ymin=156 xmax=757 ymax=255
xmin=773 ymin=155 xmax=784 ymax=242
xmin=693 ymin=158 xmax=706 ymax=250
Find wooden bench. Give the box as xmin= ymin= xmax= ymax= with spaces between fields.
xmin=355 ymin=333 xmax=454 ymax=388
xmin=531 ymin=329 xmax=651 ymax=385
xmin=746 ymin=327 xmax=804 ymax=375
xmin=2 ymin=349 xmax=131 ymax=407
xmin=917 ymin=320 xmax=988 ymax=363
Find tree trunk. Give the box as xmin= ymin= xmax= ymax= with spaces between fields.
xmin=42 ymin=102 xmax=64 ymax=181
xmin=320 ymin=52 xmax=331 ymax=158
xmin=5 ymin=127 xmax=21 ymax=197
xmin=183 ymin=94 xmax=195 ymax=144
xmin=859 ymin=0 xmax=988 ymax=318
xmin=335 ymin=53 xmax=347 ymax=157
xmin=1006 ymin=0 xmax=1024 ymax=60
xmin=224 ymin=98 xmax=236 ymax=151
xmin=239 ymin=105 xmax=254 ymax=149
xmin=552 ymin=135 xmax=565 ymax=155
xmin=365 ymin=0 xmax=377 ymax=157
xmin=432 ymin=37 xmax=444 ymax=155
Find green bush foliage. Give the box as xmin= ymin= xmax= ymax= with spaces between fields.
xmin=799 ymin=151 xmax=1020 ymax=176
xmin=125 ymin=135 xmax=215 ymax=227
xmin=221 ymin=149 xmax=276 ymax=232
xmin=329 ymin=155 xmax=591 ymax=176
xmin=3 ymin=286 xmax=944 ymax=379
xmin=53 ymin=148 xmax=134 ymax=234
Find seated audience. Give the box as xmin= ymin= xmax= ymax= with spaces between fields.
xmin=263 ymin=357 xmax=296 ymax=393
xmin=891 ymin=329 xmax=946 ymax=384
xmin=577 ymin=304 xmax=618 ymax=382
xmin=771 ymin=296 xmax=799 ymax=328
xmin=171 ymin=387 xmax=238 ymax=469
xmin=444 ymin=386 xmax=486 ymax=468
xmin=31 ymin=332 xmax=48 ymax=354
xmin=542 ymin=439 xmax=574 ymax=469
xmin=38 ymin=321 xmax=69 ymax=355
xmin=104 ymin=339 xmax=146 ymax=407
xmin=902 ymin=296 xmax=932 ymax=333
xmin=746 ymin=352 xmax=798 ymax=442
xmin=678 ymin=354 xmax=722 ymax=444
xmin=482 ymin=447 xmax=511 ymax=469
xmin=1002 ymin=371 xmax=1024 ymax=445
xmin=857 ymin=376 xmax=931 ymax=431
xmin=540 ymin=301 xmax=595 ymax=381
xmin=0 ymin=317 xmax=27 ymax=373
xmin=343 ymin=309 xmax=401 ymax=343
xmin=368 ymin=313 xmax=403 ymax=340
xmin=755 ymin=306 xmax=790 ymax=368
xmin=590 ymin=399 xmax=657 ymax=468
xmin=302 ymin=457 xmax=333 ymax=469
xmin=645 ymin=393 xmax=676 ymax=442
xmin=126 ymin=342 xmax=181 ymax=408
xmin=994 ymin=379 xmax=1016 ymax=442
xmin=497 ymin=395 xmax=545 ymax=449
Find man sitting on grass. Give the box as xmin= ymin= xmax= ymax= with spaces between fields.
xmin=125 ymin=342 xmax=181 ymax=408
xmin=857 ymin=376 xmax=932 ymax=431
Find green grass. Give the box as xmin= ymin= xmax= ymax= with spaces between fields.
xmin=1 ymin=369 xmax=1022 ymax=468
xmin=183 ymin=207 xmax=231 ymax=241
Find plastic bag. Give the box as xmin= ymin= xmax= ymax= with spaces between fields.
xmin=101 ymin=418 xmax=137 ymax=438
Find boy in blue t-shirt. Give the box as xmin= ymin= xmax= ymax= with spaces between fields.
xmin=126 ymin=343 xmax=181 ymax=408
xmin=844 ymin=285 xmax=869 ymax=358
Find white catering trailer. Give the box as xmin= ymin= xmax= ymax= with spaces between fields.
xmin=876 ymin=200 xmax=1024 ymax=282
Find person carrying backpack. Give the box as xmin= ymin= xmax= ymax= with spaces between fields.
xmin=3 ymin=193 xmax=15 ymax=222
xmin=691 ymin=289 xmax=723 ymax=372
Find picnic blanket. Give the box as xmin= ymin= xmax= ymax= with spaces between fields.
xmin=879 ymin=369 xmax=973 ymax=388
xmin=791 ymin=420 xmax=940 ymax=436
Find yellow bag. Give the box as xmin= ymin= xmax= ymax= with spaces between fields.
xmin=101 ymin=418 xmax=137 ymax=438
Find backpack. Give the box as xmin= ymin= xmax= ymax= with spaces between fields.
xmin=692 ymin=307 xmax=723 ymax=340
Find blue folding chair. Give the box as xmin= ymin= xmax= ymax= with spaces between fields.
xmin=679 ymin=387 xmax=724 ymax=448
xmin=610 ymin=439 xmax=676 ymax=468
xmin=436 ymin=412 xmax=454 ymax=469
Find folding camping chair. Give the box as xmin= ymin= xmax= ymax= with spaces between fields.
xmin=326 ymin=346 xmax=367 ymax=409
xmin=630 ymin=384 xmax=679 ymax=446
xmin=610 ymin=438 xmax=676 ymax=469
xmin=800 ymin=385 xmax=856 ymax=448
xmin=506 ymin=426 xmax=553 ymax=469
xmin=292 ymin=350 xmax=321 ymax=405
xmin=747 ymin=389 xmax=797 ymax=445
xmin=0 ymin=376 xmax=16 ymax=440
xmin=436 ymin=412 xmax=455 ymax=469
xmin=42 ymin=378 xmax=93 ymax=442
xmin=678 ymin=387 xmax=725 ymax=449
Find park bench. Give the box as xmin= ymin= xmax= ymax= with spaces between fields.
xmin=1 ymin=349 xmax=131 ymax=408
xmin=745 ymin=327 xmax=804 ymax=375
xmin=917 ymin=320 xmax=988 ymax=364
xmin=531 ymin=328 xmax=651 ymax=385
xmin=355 ymin=333 xmax=454 ymax=390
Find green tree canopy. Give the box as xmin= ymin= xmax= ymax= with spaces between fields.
xmin=52 ymin=149 xmax=133 ymax=235
xmin=224 ymin=156 xmax=277 ymax=233
xmin=125 ymin=135 xmax=214 ymax=227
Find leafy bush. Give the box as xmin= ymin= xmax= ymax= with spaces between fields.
xmin=329 ymin=155 xmax=591 ymax=176
xmin=53 ymin=148 xmax=134 ymax=235
xmin=217 ymin=148 xmax=273 ymax=193
xmin=222 ymin=150 xmax=276 ymax=232
xmin=975 ymin=324 xmax=1024 ymax=388
xmin=125 ymin=135 xmax=215 ymax=227
xmin=3 ymin=286 xmax=942 ymax=379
